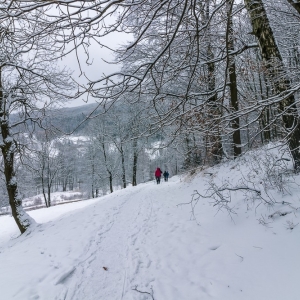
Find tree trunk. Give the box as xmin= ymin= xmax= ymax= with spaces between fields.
xmin=91 ymin=161 xmax=95 ymax=198
xmin=205 ymin=1 xmax=223 ymax=164
xmin=257 ymin=58 xmax=272 ymax=143
xmin=108 ymin=171 xmax=113 ymax=193
xmin=227 ymin=0 xmax=241 ymax=158
xmin=183 ymin=134 xmax=192 ymax=169
xmin=0 ymin=69 xmax=35 ymax=233
xmin=47 ymin=157 xmax=52 ymax=207
xmin=245 ymin=0 xmax=300 ymax=170
xmin=62 ymin=178 xmax=67 ymax=192
xmin=101 ymin=140 xmax=113 ymax=193
xmin=42 ymin=182 xmax=48 ymax=207
xmin=41 ymin=164 xmax=48 ymax=207
xmin=47 ymin=186 xmax=51 ymax=207
xmin=132 ymin=139 xmax=138 ymax=186
xmin=120 ymin=145 xmax=126 ymax=188
xmin=69 ymin=178 xmax=74 ymax=191
xmin=286 ymin=0 xmax=300 ymax=15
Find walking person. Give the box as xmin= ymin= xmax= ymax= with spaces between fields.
xmin=163 ymin=170 xmax=169 ymax=182
xmin=155 ymin=167 xmax=162 ymax=184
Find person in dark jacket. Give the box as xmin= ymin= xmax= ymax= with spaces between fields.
xmin=155 ymin=167 xmax=162 ymax=184
xmin=163 ymin=170 xmax=169 ymax=182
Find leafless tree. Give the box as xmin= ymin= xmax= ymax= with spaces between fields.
xmin=0 ymin=10 xmax=73 ymax=233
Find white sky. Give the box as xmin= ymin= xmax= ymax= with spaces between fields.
xmin=60 ymin=32 xmax=131 ymax=107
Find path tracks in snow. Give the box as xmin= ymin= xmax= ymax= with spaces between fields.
xmin=58 ymin=185 xmax=159 ymax=300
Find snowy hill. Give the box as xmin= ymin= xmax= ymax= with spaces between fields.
xmin=0 ymin=146 xmax=300 ymax=300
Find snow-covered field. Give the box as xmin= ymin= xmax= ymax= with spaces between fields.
xmin=0 ymin=146 xmax=300 ymax=300
xmin=0 ymin=191 xmax=86 ymax=216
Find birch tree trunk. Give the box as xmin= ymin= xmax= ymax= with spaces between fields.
xmin=244 ymin=0 xmax=300 ymax=170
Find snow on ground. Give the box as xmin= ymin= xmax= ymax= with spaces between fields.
xmin=22 ymin=191 xmax=86 ymax=207
xmin=0 ymin=199 xmax=100 ymax=246
xmin=0 ymin=146 xmax=300 ymax=300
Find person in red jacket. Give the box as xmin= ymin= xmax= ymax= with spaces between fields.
xmin=155 ymin=167 xmax=163 ymax=184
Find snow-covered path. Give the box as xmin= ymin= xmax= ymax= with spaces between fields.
xmin=1 ymin=179 xmax=196 ymax=300
xmin=47 ymin=179 xmax=206 ymax=300
xmin=1 ymin=164 xmax=300 ymax=300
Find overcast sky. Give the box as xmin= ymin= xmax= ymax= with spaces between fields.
xmin=61 ymin=32 xmax=131 ymax=108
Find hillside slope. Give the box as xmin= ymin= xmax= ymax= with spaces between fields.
xmin=0 ymin=146 xmax=299 ymax=300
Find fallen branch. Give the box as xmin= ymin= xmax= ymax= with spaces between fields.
xmin=268 ymin=211 xmax=292 ymax=219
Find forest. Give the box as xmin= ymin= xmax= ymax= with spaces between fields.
xmin=0 ymin=0 xmax=300 ymax=235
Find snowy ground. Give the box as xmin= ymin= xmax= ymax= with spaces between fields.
xmin=0 ymin=146 xmax=300 ymax=300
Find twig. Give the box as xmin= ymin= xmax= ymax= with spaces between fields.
xmin=253 ymin=246 xmax=263 ymax=249
xmin=235 ymin=253 xmax=244 ymax=262
xmin=132 ymin=286 xmax=155 ymax=300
